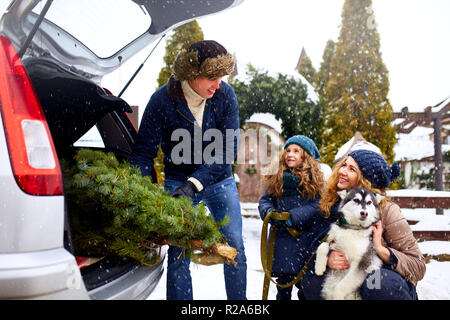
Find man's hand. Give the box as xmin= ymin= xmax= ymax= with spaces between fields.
xmin=170 ymin=180 xmax=197 ymax=200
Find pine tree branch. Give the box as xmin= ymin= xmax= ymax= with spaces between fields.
xmin=63 ymin=149 xmax=237 ymax=267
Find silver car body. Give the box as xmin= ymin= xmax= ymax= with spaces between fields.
xmin=0 ymin=0 xmax=242 ymax=299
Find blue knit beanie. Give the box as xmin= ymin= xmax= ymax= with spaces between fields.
xmin=348 ymin=149 xmax=401 ymax=189
xmin=284 ymin=135 xmax=321 ymax=159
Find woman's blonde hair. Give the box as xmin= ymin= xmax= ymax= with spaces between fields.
xmin=319 ymin=156 xmax=388 ymax=218
xmin=264 ymin=147 xmax=324 ymax=200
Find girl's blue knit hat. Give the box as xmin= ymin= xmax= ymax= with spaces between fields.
xmin=348 ymin=149 xmax=401 ymax=189
xmin=284 ymin=135 xmax=321 ymax=159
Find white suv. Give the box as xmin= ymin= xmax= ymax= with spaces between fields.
xmin=0 ymin=0 xmax=241 ymax=299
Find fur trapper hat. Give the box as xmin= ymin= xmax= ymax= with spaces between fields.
xmin=173 ymin=40 xmax=235 ymax=81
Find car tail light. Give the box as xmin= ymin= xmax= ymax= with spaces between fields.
xmin=0 ymin=36 xmax=63 ymax=195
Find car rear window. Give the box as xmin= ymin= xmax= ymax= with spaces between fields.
xmin=32 ymin=0 xmax=151 ymax=58
xmin=74 ymin=126 xmax=105 ymax=148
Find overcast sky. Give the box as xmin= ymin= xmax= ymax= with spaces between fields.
xmin=106 ymin=0 xmax=450 ymax=116
xmin=1 ymin=0 xmax=447 ymax=115
xmin=203 ymin=0 xmax=450 ymax=113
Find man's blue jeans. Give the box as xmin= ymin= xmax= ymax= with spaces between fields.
xmin=164 ymin=176 xmax=247 ymax=300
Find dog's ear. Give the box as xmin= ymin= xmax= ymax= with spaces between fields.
xmin=374 ymin=193 xmax=385 ymax=204
xmin=337 ymin=190 xmax=348 ymax=200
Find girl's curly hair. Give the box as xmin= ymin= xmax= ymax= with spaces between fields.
xmin=264 ymin=148 xmax=324 ymax=200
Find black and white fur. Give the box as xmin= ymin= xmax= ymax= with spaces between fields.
xmin=315 ymin=188 xmax=384 ymax=300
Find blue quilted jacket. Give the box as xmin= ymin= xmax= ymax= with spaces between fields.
xmin=131 ymin=76 xmax=239 ymax=187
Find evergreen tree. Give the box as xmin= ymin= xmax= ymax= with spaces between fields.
xmin=296 ymin=48 xmax=316 ymax=87
xmin=230 ymin=65 xmax=323 ymax=144
xmin=156 ymin=20 xmax=204 ymax=88
xmin=321 ymin=0 xmax=397 ymax=165
xmin=315 ymin=40 xmax=335 ymax=98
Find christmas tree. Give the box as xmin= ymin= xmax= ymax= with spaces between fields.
xmin=315 ymin=40 xmax=335 ymax=98
xmin=296 ymin=47 xmax=316 ymax=87
xmin=156 ymin=20 xmax=204 ymax=88
xmin=62 ymin=149 xmax=237 ymax=267
xmin=321 ymin=0 xmax=397 ymax=165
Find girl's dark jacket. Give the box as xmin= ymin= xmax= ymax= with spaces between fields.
xmin=130 ymin=76 xmax=239 ymax=186
xmin=258 ymin=172 xmax=338 ymax=276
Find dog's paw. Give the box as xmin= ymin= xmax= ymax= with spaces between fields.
xmin=314 ymin=256 xmax=327 ymax=275
xmin=315 ymin=264 xmax=326 ymax=276
xmin=314 ymin=243 xmax=329 ymax=276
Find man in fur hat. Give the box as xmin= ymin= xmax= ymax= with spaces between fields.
xmin=131 ymin=40 xmax=247 ymax=300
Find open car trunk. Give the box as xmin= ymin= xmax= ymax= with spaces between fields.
xmin=24 ymin=57 xmax=160 ymax=294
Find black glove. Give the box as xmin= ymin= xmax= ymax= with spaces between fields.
xmin=170 ymin=180 xmax=197 ymax=200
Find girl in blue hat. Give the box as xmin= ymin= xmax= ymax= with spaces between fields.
xmin=258 ymin=135 xmax=332 ymax=300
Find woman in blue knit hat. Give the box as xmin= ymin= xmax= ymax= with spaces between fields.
xmin=300 ymin=149 xmax=426 ymax=300
xmin=258 ymin=135 xmax=332 ymax=300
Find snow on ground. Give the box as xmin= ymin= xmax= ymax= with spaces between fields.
xmin=149 ymin=213 xmax=284 ymax=300
xmin=400 ymin=206 xmax=450 ymax=232
xmin=148 ymin=203 xmax=450 ymax=300
xmin=416 ymin=260 xmax=450 ymax=300
xmin=418 ymin=241 xmax=450 ymax=256
xmin=149 ymin=214 xmax=280 ymax=300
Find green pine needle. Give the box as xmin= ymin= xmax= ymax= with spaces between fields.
xmin=64 ymin=149 xmax=229 ymax=265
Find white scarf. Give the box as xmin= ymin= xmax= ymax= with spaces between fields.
xmin=181 ymin=80 xmax=206 ymax=128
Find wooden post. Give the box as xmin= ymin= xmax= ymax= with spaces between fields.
xmin=431 ymin=103 xmax=448 ymax=214
xmin=393 ymin=100 xmax=449 ymax=215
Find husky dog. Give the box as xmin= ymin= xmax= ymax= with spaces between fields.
xmin=315 ymin=187 xmax=384 ymax=300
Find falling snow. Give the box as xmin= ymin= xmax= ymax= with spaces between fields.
xmin=148 ymin=203 xmax=450 ymax=300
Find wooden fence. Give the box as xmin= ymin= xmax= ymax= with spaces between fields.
xmin=387 ymin=190 xmax=450 ymax=241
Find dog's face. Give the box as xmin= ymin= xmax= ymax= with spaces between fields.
xmin=337 ymin=188 xmax=384 ymax=228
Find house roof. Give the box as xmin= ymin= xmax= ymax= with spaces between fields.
xmin=334 ymin=132 xmax=383 ymax=163
xmin=394 ymin=126 xmax=450 ymax=162
xmin=333 ymin=128 xmax=450 ymax=163
xmin=246 ymin=113 xmax=282 ymax=134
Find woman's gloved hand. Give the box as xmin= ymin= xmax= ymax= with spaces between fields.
xmin=268 ymin=209 xmax=290 ymax=227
